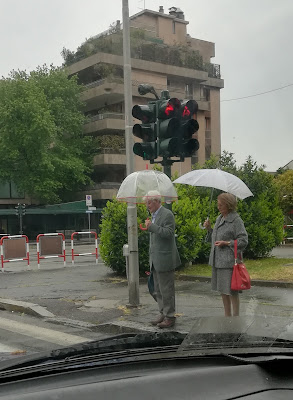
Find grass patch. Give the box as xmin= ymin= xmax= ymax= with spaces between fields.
xmin=178 ymin=258 xmax=293 ymax=282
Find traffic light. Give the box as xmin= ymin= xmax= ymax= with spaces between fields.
xmin=15 ymin=203 xmax=26 ymax=216
xmin=179 ymin=100 xmax=199 ymax=158
xmin=157 ymin=98 xmax=181 ymax=158
xmin=132 ymin=102 xmax=157 ymax=161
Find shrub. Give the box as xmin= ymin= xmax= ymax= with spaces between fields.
xmin=99 ymin=199 xmax=149 ymax=275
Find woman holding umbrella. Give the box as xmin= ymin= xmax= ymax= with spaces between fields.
xmin=204 ymin=193 xmax=248 ymax=317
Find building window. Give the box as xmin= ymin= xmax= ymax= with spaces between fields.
xmin=172 ymin=21 xmax=176 ymax=34
xmin=185 ymin=83 xmax=193 ymax=99
xmin=205 ymin=117 xmax=211 ymax=130
xmin=201 ymin=87 xmax=210 ymax=101
xmin=0 ymin=182 xmax=24 ymax=199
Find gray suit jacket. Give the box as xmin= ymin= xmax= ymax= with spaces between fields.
xmin=148 ymin=206 xmax=181 ymax=272
xmin=208 ymin=211 xmax=248 ymax=269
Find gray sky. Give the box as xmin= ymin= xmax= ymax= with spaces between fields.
xmin=1 ymin=0 xmax=292 ymax=171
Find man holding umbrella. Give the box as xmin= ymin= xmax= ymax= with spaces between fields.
xmin=144 ymin=190 xmax=181 ymax=328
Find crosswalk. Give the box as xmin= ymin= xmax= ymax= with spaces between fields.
xmin=0 ymin=316 xmax=93 ymax=354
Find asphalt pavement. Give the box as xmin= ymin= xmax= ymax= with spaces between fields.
xmin=0 ymin=243 xmax=292 ymax=338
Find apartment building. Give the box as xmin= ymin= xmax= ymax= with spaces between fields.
xmin=66 ymin=6 xmax=224 ymax=207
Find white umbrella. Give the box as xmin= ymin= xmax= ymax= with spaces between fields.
xmin=117 ymin=170 xmax=178 ymax=204
xmin=173 ymin=169 xmax=253 ymax=200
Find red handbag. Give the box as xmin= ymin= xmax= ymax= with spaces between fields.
xmin=231 ymin=240 xmax=251 ymax=291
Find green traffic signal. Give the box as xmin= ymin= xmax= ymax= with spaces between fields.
xmin=133 ymin=142 xmax=157 ymax=160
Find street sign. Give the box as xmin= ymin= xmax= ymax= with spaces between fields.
xmin=86 ymin=210 xmax=93 ymax=214
xmin=88 ymin=206 xmax=96 ymax=211
xmin=86 ymin=195 xmax=92 ymax=206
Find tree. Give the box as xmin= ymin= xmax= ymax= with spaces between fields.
xmin=0 ymin=65 xmax=98 ymax=203
xmin=275 ymin=169 xmax=293 ymax=214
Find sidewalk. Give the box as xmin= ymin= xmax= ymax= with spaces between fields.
xmin=0 ymin=246 xmax=293 ymax=335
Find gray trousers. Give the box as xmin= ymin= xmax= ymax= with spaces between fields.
xmin=152 ymin=266 xmax=175 ymax=318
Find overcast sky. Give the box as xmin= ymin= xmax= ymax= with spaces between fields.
xmin=1 ymin=0 xmax=292 ymax=171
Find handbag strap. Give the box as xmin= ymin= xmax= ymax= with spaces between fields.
xmin=234 ymin=240 xmax=238 ymax=265
xmin=234 ymin=239 xmax=243 ymax=264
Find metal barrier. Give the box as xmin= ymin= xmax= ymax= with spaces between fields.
xmin=36 ymin=233 xmax=66 ymax=269
xmin=283 ymin=225 xmax=293 ymax=244
xmin=71 ymin=231 xmax=98 ymax=266
xmin=0 ymin=235 xmax=29 ymax=272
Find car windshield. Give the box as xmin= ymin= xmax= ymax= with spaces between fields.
xmin=0 ymin=0 xmax=292 ymax=363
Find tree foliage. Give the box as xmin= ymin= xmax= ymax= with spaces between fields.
xmin=275 ymin=169 xmax=293 ymax=214
xmin=0 ymin=65 xmax=98 ymax=203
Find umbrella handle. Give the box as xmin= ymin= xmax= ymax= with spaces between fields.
xmin=140 ymin=217 xmax=150 ymax=231
xmin=199 ymin=217 xmax=209 ymax=230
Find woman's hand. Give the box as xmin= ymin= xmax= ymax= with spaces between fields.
xmin=215 ymin=240 xmax=230 ymax=247
xmin=203 ymin=219 xmax=211 ymax=231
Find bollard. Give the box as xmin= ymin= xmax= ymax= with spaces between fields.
xmin=123 ymin=244 xmax=129 ymax=281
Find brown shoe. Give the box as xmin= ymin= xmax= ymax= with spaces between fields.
xmin=157 ymin=318 xmax=176 ymax=329
xmin=150 ymin=314 xmax=165 ymax=326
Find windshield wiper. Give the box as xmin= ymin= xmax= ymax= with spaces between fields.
xmin=0 ymin=331 xmax=186 ymax=372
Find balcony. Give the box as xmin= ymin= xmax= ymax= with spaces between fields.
xmin=77 ymin=182 xmax=122 ymax=201
xmin=166 ymin=91 xmax=210 ymax=113
xmin=82 ymin=78 xmax=129 ymax=112
xmin=93 ymin=148 xmax=126 ymax=167
xmin=84 ymin=113 xmax=125 ymax=135
xmin=203 ymin=63 xmax=221 ymax=79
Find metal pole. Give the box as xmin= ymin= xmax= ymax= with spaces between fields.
xmin=123 ymin=0 xmax=140 ymax=306
xmin=88 ymin=209 xmax=91 ymax=241
xmin=163 ymin=161 xmax=172 ymax=211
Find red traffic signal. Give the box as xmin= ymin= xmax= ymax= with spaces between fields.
xmin=180 ymin=100 xmax=198 ymax=119
xmin=158 ymin=98 xmax=181 ymax=119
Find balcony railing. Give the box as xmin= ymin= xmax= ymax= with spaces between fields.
xmin=83 ymin=79 xmax=106 ymax=90
xmin=204 ymin=63 xmax=221 ymax=79
xmin=85 ymin=113 xmax=125 ymax=124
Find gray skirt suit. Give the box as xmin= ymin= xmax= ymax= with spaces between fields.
xmin=208 ymin=212 xmax=248 ymax=295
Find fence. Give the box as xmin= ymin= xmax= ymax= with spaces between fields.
xmin=36 ymin=233 xmax=66 ymax=269
xmin=71 ymin=231 xmax=98 ymax=266
xmin=283 ymin=225 xmax=293 ymax=244
xmin=0 ymin=235 xmax=30 ymax=272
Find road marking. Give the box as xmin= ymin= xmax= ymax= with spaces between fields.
xmin=0 ymin=343 xmax=20 ymax=352
xmin=0 ymin=317 xmax=89 ymax=346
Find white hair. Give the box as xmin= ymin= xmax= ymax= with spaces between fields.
xmin=144 ymin=190 xmax=161 ymax=202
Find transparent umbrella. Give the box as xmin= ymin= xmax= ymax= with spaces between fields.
xmin=173 ymin=169 xmax=253 ymax=200
xmin=117 ymin=170 xmax=178 ymax=204
xmin=173 ymin=168 xmax=253 ymax=229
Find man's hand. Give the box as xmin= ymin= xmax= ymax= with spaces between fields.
xmin=145 ymin=218 xmax=151 ymax=229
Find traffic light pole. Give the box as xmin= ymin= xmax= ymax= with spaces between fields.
xmin=15 ymin=203 xmax=25 ymax=235
xmin=123 ymin=0 xmax=140 ymax=307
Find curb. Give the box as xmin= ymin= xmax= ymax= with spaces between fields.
xmin=177 ymin=275 xmax=293 ymax=288
xmin=0 ymin=298 xmax=55 ymax=318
